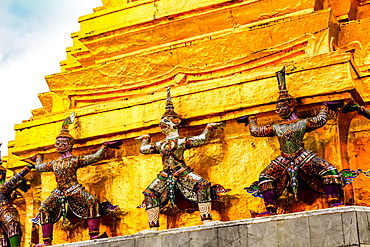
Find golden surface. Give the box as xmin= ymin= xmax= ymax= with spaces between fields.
xmin=5 ymin=0 xmax=370 ymax=245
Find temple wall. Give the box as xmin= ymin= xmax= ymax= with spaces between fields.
xmin=4 ymin=0 xmax=370 ymax=245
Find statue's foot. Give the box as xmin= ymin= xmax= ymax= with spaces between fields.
xmin=90 ymin=232 xmax=108 ymax=240
xmin=34 ymin=242 xmax=52 ymax=246
xmin=203 ymin=220 xmax=222 ymax=226
xmin=136 ymin=227 xmax=159 ymax=234
xmin=250 ymin=210 xmax=276 ymax=218
xmin=329 ymin=202 xmax=345 ymax=208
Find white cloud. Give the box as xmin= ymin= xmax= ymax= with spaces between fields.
xmin=0 ymin=0 xmax=102 ymax=155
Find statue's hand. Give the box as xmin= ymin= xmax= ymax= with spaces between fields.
xmin=104 ymin=140 xmax=122 ymax=149
xmin=323 ymin=101 xmax=344 ymax=112
xmin=27 ymin=164 xmax=35 ymax=169
xmin=18 ymin=179 xmax=31 ymax=192
xmin=342 ymin=102 xmax=361 ymax=113
xmin=29 ymin=154 xmax=43 ymax=163
xmin=237 ymin=115 xmax=253 ymax=125
xmin=206 ymin=122 xmax=224 ymax=130
xmin=135 ymin=135 xmax=151 ymax=143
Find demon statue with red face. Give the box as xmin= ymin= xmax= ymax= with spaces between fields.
xmin=240 ymin=67 xmax=343 ymax=215
xmin=0 ymin=144 xmax=33 ymax=247
xmin=136 ymin=86 xmax=229 ymax=231
xmin=31 ymin=112 xmax=121 ymax=246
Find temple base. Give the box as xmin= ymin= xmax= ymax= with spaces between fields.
xmin=50 ymin=206 xmax=370 ymax=246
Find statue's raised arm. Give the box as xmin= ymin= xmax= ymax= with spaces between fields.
xmin=248 ymin=116 xmax=274 ymax=137
xmin=31 ymin=154 xmax=54 ymax=173
xmin=79 ymin=140 xmax=122 ymax=168
xmin=185 ymin=122 xmax=223 ymax=148
xmin=306 ymin=104 xmax=328 ymax=131
xmin=136 ymin=135 xmax=159 ymax=154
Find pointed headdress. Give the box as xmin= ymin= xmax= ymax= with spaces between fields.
xmin=56 ymin=112 xmax=75 ymax=140
xmin=276 ymin=67 xmax=297 ymax=107
xmin=162 ymin=86 xmax=180 ymax=119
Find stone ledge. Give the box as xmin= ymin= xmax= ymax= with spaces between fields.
xmin=52 ymin=206 xmax=370 ymax=247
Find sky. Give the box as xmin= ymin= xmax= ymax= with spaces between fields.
xmin=0 ymin=0 xmax=102 ymax=155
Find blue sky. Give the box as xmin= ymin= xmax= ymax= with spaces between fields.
xmin=0 ymin=0 xmax=102 ymax=155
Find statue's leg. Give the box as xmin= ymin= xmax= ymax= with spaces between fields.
xmin=0 ymin=227 xmax=7 ymax=247
xmin=193 ymin=175 xmax=212 ymax=223
xmin=35 ymin=192 xmax=62 ymax=246
xmin=302 ymin=156 xmax=343 ymax=206
xmin=146 ymin=206 xmax=160 ymax=230
xmin=259 ymin=162 xmax=286 ymax=214
xmin=8 ymin=235 xmax=20 ymax=247
xmin=87 ymin=218 xmax=101 ymax=240
xmin=198 ymin=202 xmax=212 ymax=223
xmin=143 ymin=177 xmax=166 ymax=230
xmin=322 ymin=168 xmax=342 ymax=206
xmin=5 ymin=221 xmax=21 ymax=247
xmin=69 ymin=189 xmax=105 ymax=239
xmin=175 ymin=171 xmax=213 ymax=223
xmin=35 ymin=223 xmax=53 ymax=246
xmin=1 ymin=210 xmax=22 ymax=247
xmin=261 ymin=189 xmax=277 ymax=214
xmin=324 ymin=183 xmax=342 ymax=206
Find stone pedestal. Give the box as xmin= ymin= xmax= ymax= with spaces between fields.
xmin=52 ymin=206 xmax=370 ymax=247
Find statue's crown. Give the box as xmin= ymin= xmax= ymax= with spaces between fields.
xmin=162 ymin=86 xmax=180 ymax=119
xmin=276 ymin=67 xmax=297 ymax=107
xmin=56 ymin=112 xmax=75 ymax=139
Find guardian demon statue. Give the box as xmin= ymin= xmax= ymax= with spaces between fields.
xmin=136 ymin=86 xmax=229 ymax=230
xmin=0 ymin=145 xmax=33 ymax=247
xmin=241 ymin=67 xmax=343 ymax=215
xmin=31 ymin=112 xmax=121 ymax=246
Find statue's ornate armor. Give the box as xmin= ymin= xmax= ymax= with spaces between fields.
xmin=140 ymin=126 xmax=214 ymax=209
xmin=0 ymin=166 xmax=31 ymax=240
xmin=249 ymin=105 xmax=342 ymax=199
xmin=32 ymin=146 xmax=112 ymax=225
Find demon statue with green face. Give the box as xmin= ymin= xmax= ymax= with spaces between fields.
xmin=0 ymin=144 xmax=33 ymax=247
xmin=241 ymin=67 xmax=343 ymax=215
xmin=31 ymin=112 xmax=121 ymax=246
xmin=136 ymin=86 xmax=229 ymax=231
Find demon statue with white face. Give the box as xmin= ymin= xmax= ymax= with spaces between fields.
xmin=136 ymin=86 xmax=229 ymax=230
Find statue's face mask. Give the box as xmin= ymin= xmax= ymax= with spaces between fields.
xmin=55 ymin=137 xmax=73 ymax=153
xmin=159 ymin=117 xmax=181 ymax=135
xmin=276 ymin=101 xmax=294 ymax=119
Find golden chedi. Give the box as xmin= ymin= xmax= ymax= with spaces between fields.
xmin=4 ymin=0 xmax=370 ymax=245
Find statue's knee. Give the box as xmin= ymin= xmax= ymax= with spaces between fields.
xmin=145 ymin=195 xmax=161 ymax=209
xmin=6 ymin=221 xmax=21 ymax=238
xmin=196 ymin=185 xmax=211 ymax=202
xmin=259 ymin=180 xmax=275 ymax=193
